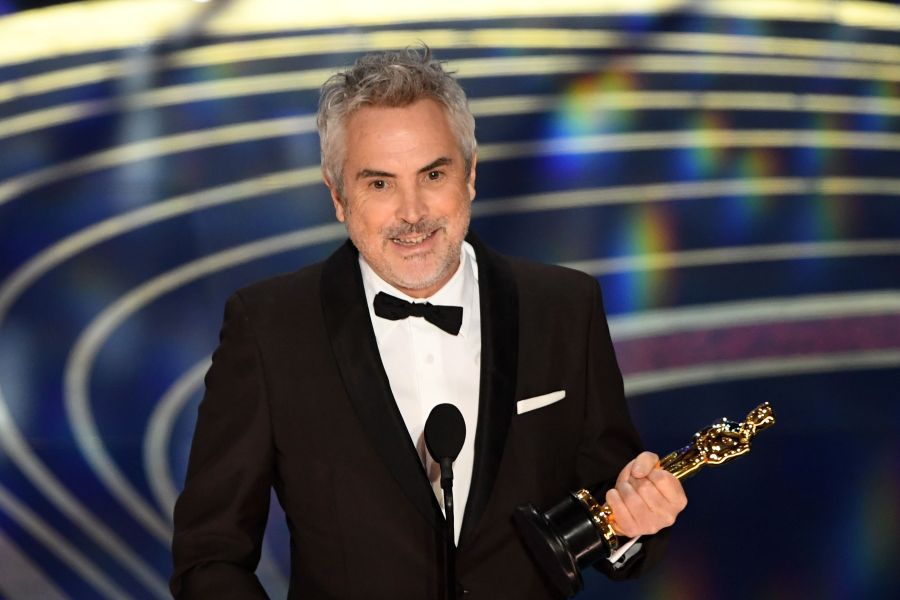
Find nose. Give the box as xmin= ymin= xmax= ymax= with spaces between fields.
xmin=395 ymin=182 xmax=427 ymax=224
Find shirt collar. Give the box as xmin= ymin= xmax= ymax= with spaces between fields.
xmin=359 ymin=241 xmax=479 ymax=338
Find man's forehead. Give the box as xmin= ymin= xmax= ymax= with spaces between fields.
xmin=345 ymin=98 xmax=451 ymax=130
xmin=339 ymin=99 xmax=463 ymax=177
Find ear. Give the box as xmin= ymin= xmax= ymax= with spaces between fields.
xmin=323 ymin=172 xmax=346 ymax=222
xmin=467 ymin=153 xmax=477 ymax=202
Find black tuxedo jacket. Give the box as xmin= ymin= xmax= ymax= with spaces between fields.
xmin=171 ymin=234 xmax=667 ymax=599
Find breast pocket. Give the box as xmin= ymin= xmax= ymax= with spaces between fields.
xmin=516 ymin=390 xmax=565 ymax=415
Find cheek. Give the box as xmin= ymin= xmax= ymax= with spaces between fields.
xmin=435 ymin=188 xmax=471 ymax=217
xmin=347 ymin=206 xmax=390 ymax=238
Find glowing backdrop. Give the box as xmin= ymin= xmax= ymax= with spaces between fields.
xmin=0 ymin=1 xmax=898 ymax=598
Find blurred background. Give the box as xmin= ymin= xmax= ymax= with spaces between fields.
xmin=0 ymin=0 xmax=898 ymax=598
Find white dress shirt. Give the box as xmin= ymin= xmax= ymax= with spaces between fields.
xmin=360 ymin=242 xmax=480 ymax=545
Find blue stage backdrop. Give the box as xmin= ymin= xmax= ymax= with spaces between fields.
xmin=0 ymin=1 xmax=898 ymax=598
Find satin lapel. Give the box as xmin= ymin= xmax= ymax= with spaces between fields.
xmin=459 ymin=233 xmax=519 ymax=544
xmin=320 ymin=240 xmax=442 ymax=530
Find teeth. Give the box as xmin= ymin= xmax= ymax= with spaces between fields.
xmin=392 ymin=231 xmax=433 ymax=245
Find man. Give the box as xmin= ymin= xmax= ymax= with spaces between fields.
xmin=171 ymin=46 xmax=686 ymax=599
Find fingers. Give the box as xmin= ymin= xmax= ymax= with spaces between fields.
xmin=606 ymin=457 xmax=687 ymax=537
xmin=646 ymin=469 xmax=688 ymax=511
xmin=616 ymin=458 xmax=636 ymax=488
xmin=604 ymin=487 xmax=636 ymax=537
xmin=606 ymin=477 xmax=665 ymax=537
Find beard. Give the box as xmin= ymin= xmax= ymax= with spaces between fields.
xmin=347 ymin=212 xmax=470 ymax=296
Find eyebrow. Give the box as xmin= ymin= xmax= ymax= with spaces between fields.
xmin=354 ymin=157 xmax=454 ymax=181
xmin=418 ymin=157 xmax=453 ymax=173
xmin=356 ymin=168 xmax=394 ymax=180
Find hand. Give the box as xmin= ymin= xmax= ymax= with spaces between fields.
xmin=605 ymin=451 xmax=687 ymax=538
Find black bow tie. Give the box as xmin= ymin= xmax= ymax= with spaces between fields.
xmin=373 ymin=291 xmax=463 ymax=335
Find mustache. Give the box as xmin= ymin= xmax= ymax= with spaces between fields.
xmin=382 ymin=219 xmax=446 ymax=238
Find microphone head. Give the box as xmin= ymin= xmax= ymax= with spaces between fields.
xmin=424 ymin=403 xmax=466 ymax=462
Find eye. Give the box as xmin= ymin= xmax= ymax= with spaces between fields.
xmin=370 ymin=179 xmax=387 ymax=190
xmin=426 ymin=170 xmax=443 ymax=181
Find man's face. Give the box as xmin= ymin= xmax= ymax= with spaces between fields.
xmin=326 ymin=99 xmax=476 ymax=298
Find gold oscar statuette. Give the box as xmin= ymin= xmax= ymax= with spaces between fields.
xmin=514 ymin=402 xmax=776 ymax=598
xmin=583 ymin=401 xmax=776 ymax=554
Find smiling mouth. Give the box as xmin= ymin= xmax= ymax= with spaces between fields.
xmin=391 ymin=229 xmax=437 ymax=245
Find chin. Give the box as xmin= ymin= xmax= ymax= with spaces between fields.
xmin=392 ymin=269 xmax=442 ymax=292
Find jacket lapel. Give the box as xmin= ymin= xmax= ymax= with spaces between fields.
xmin=319 ymin=240 xmax=443 ymax=530
xmin=458 ymin=233 xmax=519 ymax=544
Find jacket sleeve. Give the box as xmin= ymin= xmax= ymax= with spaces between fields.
xmin=170 ymin=293 xmax=274 ymax=599
xmin=575 ymin=277 xmax=670 ymax=581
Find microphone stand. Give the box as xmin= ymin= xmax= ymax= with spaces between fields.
xmin=424 ymin=403 xmax=465 ymax=600
xmin=439 ymin=457 xmax=456 ymax=600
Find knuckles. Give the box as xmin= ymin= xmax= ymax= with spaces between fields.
xmin=608 ymin=460 xmax=689 ymax=536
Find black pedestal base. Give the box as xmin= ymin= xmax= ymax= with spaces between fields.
xmin=514 ymin=492 xmax=610 ymax=598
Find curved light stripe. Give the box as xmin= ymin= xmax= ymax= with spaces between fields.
xmin=125 ymin=29 xmax=900 ymax=69
xmin=608 ymin=291 xmax=900 ymax=340
xmin=1 ymin=62 xmax=125 ymax=105
xmin=0 ymin=483 xmax=134 ymax=600
xmin=3 ymin=98 xmax=116 ymax=141
xmin=564 ymin=239 xmax=900 ymax=276
xmin=479 ymin=130 xmax=900 ymax=162
xmin=472 ymin=91 xmax=900 ymax=119
xmin=206 ymin=0 xmax=893 ymax=36
xmin=7 ymin=26 xmax=900 ymax=106
xmin=623 ymin=350 xmax=900 ymax=396
xmin=144 ymin=358 xmax=210 ymax=520
xmin=474 ymin=178 xmax=804 ymax=215
xmin=61 ymin=223 xmax=345 ymax=544
xmin=11 ymin=87 xmax=900 ymax=143
xmin=0 ymin=526 xmax=68 ymax=600
xmin=0 ymin=398 xmax=169 ymax=597
xmin=475 ymin=177 xmax=808 ymax=216
xmin=454 ymin=53 xmax=900 ymax=82
xmin=0 ymin=0 xmax=192 ymax=68
xmin=5 ymin=0 xmax=900 ymax=67
xmin=0 ymin=115 xmax=317 ymax=207
xmin=143 ymin=357 xmax=291 ymax=595
xmin=646 ymin=31 xmax=900 ymax=64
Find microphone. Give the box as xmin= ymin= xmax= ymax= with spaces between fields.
xmin=424 ymin=403 xmax=466 ymax=600
xmin=425 ymin=403 xmax=466 ymax=480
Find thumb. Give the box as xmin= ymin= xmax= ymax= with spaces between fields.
xmin=630 ymin=452 xmax=659 ymax=478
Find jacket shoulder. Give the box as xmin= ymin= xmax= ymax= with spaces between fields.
xmin=226 ymin=260 xmax=326 ymax=326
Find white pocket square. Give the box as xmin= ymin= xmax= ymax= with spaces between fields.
xmin=516 ymin=390 xmax=565 ymax=415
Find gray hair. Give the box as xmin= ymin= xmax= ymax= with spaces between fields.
xmin=316 ymin=45 xmax=477 ymax=198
